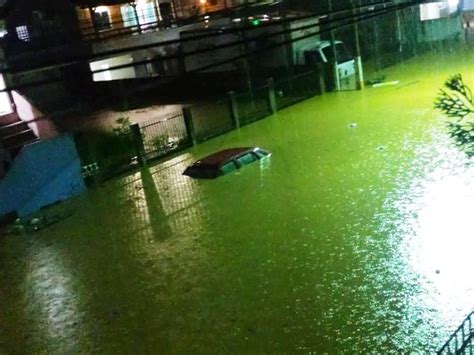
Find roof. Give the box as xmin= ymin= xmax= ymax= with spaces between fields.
xmin=193 ymin=147 xmax=254 ymax=167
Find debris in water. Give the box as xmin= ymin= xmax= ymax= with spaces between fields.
xmin=376 ymin=145 xmax=385 ymax=151
xmin=372 ymin=81 xmax=399 ymax=88
xmin=365 ymin=76 xmax=386 ymax=86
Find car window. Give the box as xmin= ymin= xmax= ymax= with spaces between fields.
xmin=220 ymin=161 xmax=238 ymax=175
xmin=253 ymin=150 xmax=268 ymax=159
xmin=236 ymin=153 xmax=256 ymax=166
xmin=322 ymin=43 xmax=352 ymax=64
xmin=304 ymin=50 xmax=324 ymax=65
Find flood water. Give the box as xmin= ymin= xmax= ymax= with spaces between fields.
xmin=2 ymin=46 xmax=474 ymax=353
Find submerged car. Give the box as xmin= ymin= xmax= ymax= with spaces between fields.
xmin=183 ymin=147 xmax=271 ymax=179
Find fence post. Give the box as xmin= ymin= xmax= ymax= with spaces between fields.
xmin=182 ymin=107 xmax=197 ymax=146
xmin=317 ymin=63 xmax=326 ymax=95
xmin=129 ymin=123 xmax=146 ymax=166
xmin=228 ymin=91 xmax=240 ymax=129
xmin=355 ymin=56 xmax=364 ymax=90
xmin=266 ymin=78 xmax=278 ymax=115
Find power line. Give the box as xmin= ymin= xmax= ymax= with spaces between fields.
xmin=2 ymin=0 xmax=402 ymax=74
xmin=0 ymin=0 xmax=426 ymax=93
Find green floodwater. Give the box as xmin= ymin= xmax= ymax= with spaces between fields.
xmin=2 ymin=46 xmax=474 ymax=353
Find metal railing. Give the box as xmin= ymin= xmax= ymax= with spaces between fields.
xmin=438 ymin=311 xmax=474 ymax=355
xmin=139 ymin=111 xmax=189 ymax=160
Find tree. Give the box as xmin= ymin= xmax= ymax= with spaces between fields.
xmin=434 ymin=74 xmax=474 ymax=156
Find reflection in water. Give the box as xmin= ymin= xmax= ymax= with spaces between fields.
xmin=377 ymin=137 xmax=474 ymax=351
xmin=25 ymin=243 xmax=82 ymax=352
xmin=4 ymin=45 xmax=474 ymax=352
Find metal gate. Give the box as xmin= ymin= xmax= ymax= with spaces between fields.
xmin=139 ymin=110 xmax=189 ymax=160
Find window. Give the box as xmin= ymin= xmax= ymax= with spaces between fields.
xmin=220 ymin=161 xmax=238 ymax=176
xmin=304 ymin=51 xmax=324 ymax=65
xmin=121 ymin=2 xmax=157 ymax=30
xmin=137 ymin=1 xmax=157 ymax=27
xmin=121 ymin=4 xmax=138 ymax=27
xmin=236 ymin=153 xmax=256 ymax=166
xmin=322 ymin=43 xmax=352 ymax=64
xmin=16 ymin=25 xmax=30 ymax=42
xmin=94 ymin=7 xmax=111 ymax=31
xmin=253 ymin=150 xmax=268 ymax=159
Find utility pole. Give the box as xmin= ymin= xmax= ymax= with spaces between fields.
xmin=88 ymin=7 xmax=99 ymax=40
xmin=352 ymin=0 xmax=364 ymax=90
xmin=154 ymin=0 xmax=163 ymax=23
xmin=131 ymin=2 xmax=142 ymax=34
xmin=395 ymin=6 xmax=403 ymax=58
xmin=328 ymin=0 xmax=340 ymax=91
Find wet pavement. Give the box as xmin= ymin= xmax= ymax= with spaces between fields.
xmin=2 ymin=45 xmax=474 ymax=353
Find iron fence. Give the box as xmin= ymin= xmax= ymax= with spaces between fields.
xmin=191 ymin=98 xmax=234 ymax=141
xmin=234 ymin=85 xmax=272 ymax=126
xmin=275 ymin=70 xmax=321 ymax=110
xmin=139 ymin=110 xmax=189 ymax=160
xmin=438 ymin=311 xmax=474 ymax=355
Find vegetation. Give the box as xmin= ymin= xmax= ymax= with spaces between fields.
xmin=75 ymin=117 xmax=135 ymax=179
xmin=152 ymin=134 xmax=171 ymax=151
xmin=435 ymin=74 xmax=474 ymax=156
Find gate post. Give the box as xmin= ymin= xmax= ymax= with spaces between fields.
xmin=317 ymin=63 xmax=326 ymax=95
xmin=266 ymin=78 xmax=277 ymax=115
xmin=228 ymin=91 xmax=240 ymax=129
xmin=129 ymin=123 xmax=146 ymax=166
xmin=182 ymin=107 xmax=197 ymax=146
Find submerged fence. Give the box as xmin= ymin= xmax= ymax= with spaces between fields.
xmin=438 ymin=311 xmax=474 ymax=355
xmin=75 ymin=68 xmax=329 ymax=182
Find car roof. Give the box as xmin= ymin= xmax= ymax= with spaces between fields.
xmin=192 ymin=147 xmax=256 ymax=168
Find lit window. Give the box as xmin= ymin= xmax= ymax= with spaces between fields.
xmin=16 ymin=25 xmax=29 ymax=42
xmin=94 ymin=7 xmax=112 ymax=31
xmin=121 ymin=4 xmax=138 ymax=28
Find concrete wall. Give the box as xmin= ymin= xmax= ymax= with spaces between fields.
xmin=0 ymin=134 xmax=85 ymax=217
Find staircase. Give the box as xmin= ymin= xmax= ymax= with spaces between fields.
xmin=0 ymin=112 xmax=38 ymax=160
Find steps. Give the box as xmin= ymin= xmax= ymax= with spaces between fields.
xmin=0 ymin=112 xmax=38 ymax=159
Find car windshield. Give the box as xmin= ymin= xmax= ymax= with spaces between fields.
xmin=322 ymin=43 xmax=352 ymax=63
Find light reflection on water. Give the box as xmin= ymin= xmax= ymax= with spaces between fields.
xmin=2 ymin=48 xmax=474 ymax=352
xmin=377 ymin=134 xmax=474 ymax=351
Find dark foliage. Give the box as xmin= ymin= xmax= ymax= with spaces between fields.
xmin=434 ymin=74 xmax=474 ymax=156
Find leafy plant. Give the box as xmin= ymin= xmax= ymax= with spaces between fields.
xmin=112 ymin=117 xmax=131 ymax=136
xmin=152 ymin=134 xmax=170 ymax=150
xmin=75 ymin=129 xmax=134 ymax=179
xmin=434 ymin=74 xmax=474 ymax=156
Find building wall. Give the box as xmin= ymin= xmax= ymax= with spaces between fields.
xmin=3 ymin=0 xmax=80 ymax=48
xmin=0 ymin=134 xmax=86 ymax=217
xmin=12 ymin=91 xmax=58 ymax=139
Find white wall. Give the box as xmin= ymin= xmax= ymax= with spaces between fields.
xmin=90 ymin=54 xmax=136 ymax=81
